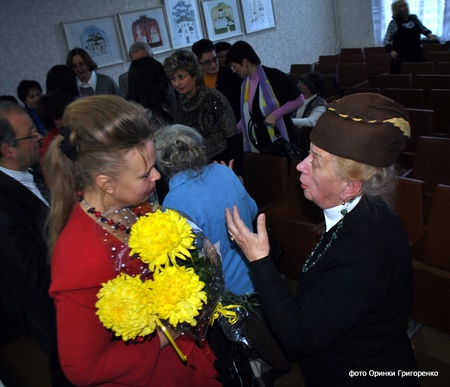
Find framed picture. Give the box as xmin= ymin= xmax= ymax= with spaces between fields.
xmin=118 ymin=6 xmax=172 ymax=55
xmin=240 ymin=0 xmax=276 ymax=34
xmin=164 ymin=0 xmax=204 ymax=49
xmin=201 ymin=0 xmax=243 ymax=41
xmin=63 ymin=15 xmax=124 ymax=68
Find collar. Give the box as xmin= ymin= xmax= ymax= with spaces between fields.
xmin=203 ymin=71 xmax=218 ymax=89
xmin=78 ymin=70 xmax=97 ymax=90
xmin=0 ymin=166 xmax=49 ymax=206
xmin=323 ymin=195 xmax=362 ymax=231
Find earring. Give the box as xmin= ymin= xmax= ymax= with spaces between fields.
xmin=341 ymin=200 xmax=348 ymax=216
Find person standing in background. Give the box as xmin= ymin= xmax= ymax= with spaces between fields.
xmin=226 ymin=41 xmax=304 ymax=153
xmin=118 ymin=42 xmax=154 ymax=97
xmin=192 ymin=39 xmax=242 ymax=122
xmin=163 ymin=49 xmax=242 ymax=176
xmin=383 ymin=1 xmax=437 ymax=74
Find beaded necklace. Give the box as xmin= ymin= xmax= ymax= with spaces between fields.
xmin=78 ymin=194 xmax=137 ymax=235
xmin=302 ymin=207 xmax=348 ymax=273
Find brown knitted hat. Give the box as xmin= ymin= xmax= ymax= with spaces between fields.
xmin=310 ymin=93 xmax=411 ymax=167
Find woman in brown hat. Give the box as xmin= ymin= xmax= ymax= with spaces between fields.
xmin=225 ymin=93 xmax=419 ymax=386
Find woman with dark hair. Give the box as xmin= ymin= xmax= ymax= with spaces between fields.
xmin=383 ymin=1 xmax=437 ymax=74
xmin=163 ymin=49 xmax=242 ymax=176
xmin=46 ymin=64 xmax=79 ymax=99
xmin=17 ymin=79 xmax=46 ymax=136
xmin=226 ymin=93 xmax=419 ymax=386
xmin=127 ymin=56 xmax=174 ymax=124
xmin=226 ymin=41 xmax=304 ymax=153
xmin=37 ymin=90 xmax=75 ymax=172
xmin=66 ymin=48 xmax=119 ymax=97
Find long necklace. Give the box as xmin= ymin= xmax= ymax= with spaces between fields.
xmin=78 ymin=194 xmax=137 ymax=235
xmin=302 ymin=207 xmax=348 ymax=273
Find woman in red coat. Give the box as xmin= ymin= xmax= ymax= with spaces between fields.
xmin=46 ymin=95 xmax=220 ymax=386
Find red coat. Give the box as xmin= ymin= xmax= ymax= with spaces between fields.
xmin=50 ymin=204 xmax=220 ymax=386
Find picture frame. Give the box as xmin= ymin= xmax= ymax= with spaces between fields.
xmin=200 ymin=0 xmax=243 ymax=41
xmin=63 ymin=15 xmax=125 ymax=68
xmin=164 ymin=0 xmax=204 ymax=49
xmin=239 ymin=0 xmax=276 ymax=34
xmin=118 ymin=6 xmax=172 ymax=55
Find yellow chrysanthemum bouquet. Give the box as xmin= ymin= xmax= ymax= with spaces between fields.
xmin=95 ymin=206 xmax=224 ymax=361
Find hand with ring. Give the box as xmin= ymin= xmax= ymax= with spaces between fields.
xmin=225 ymin=206 xmax=270 ymax=262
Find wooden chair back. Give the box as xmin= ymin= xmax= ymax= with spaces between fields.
xmin=408 ymin=136 xmax=450 ymax=193
xmin=364 ymin=47 xmax=386 ymax=54
xmin=242 ymin=152 xmax=289 ymax=211
xmin=378 ymin=74 xmax=412 ymax=90
xmin=394 ymin=176 xmax=426 ymax=247
xmin=401 ymin=62 xmax=434 ymax=75
xmin=319 ymin=54 xmax=340 ymax=64
xmin=339 ymin=54 xmax=365 ymax=63
xmin=313 ymin=63 xmax=338 ymax=75
xmin=382 ymin=88 xmax=424 ymax=109
xmin=340 ymin=47 xmax=363 ymax=55
xmin=427 ymin=89 xmax=450 ymax=136
xmin=423 ymin=184 xmax=450 ymax=270
xmin=337 ymin=63 xmax=369 ymax=88
xmin=290 ymin=63 xmax=313 ymax=75
xmin=434 ymin=62 xmax=450 ymax=75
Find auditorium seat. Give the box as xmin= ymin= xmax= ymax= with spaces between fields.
xmin=264 ymin=161 xmax=324 ymax=279
xmin=243 ymin=152 xmax=289 ymax=212
xmin=411 ymin=184 xmax=450 ymax=335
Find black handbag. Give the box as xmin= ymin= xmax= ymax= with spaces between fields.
xmin=248 ymin=115 xmax=306 ymax=161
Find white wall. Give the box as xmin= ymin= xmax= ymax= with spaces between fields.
xmin=0 ymin=0 xmax=374 ymax=98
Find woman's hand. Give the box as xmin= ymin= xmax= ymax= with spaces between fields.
xmin=225 ymin=206 xmax=270 ymax=262
xmin=390 ymin=50 xmax=398 ymax=59
xmin=157 ymin=325 xmax=181 ymax=349
xmin=264 ymin=112 xmax=276 ymax=127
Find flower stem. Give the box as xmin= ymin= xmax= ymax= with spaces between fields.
xmin=156 ymin=318 xmax=187 ymax=362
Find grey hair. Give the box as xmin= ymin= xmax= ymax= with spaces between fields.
xmin=154 ymin=124 xmax=207 ymax=179
xmin=332 ymin=155 xmax=399 ymax=209
xmin=128 ymin=42 xmax=153 ymax=58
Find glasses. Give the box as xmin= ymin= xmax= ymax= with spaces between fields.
xmin=13 ymin=125 xmax=39 ymax=142
xmin=72 ymin=61 xmax=87 ymax=69
xmin=199 ymin=56 xmax=219 ymax=67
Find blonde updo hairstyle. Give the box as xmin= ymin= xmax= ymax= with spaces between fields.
xmin=332 ymin=156 xmax=398 ymax=209
xmin=45 ymin=95 xmax=157 ymax=257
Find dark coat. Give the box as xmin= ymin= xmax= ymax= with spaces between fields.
xmin=250 ymin=196 xmax=419 ymax=386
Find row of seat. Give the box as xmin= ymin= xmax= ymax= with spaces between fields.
xmin=395 ymin=177 xmax=450 ymax=335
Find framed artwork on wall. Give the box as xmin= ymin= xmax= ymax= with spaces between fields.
xmin=118 ymin=6 xmax=172 ymax=55
xmin=164 ymin=0 xmax=204 ymax=49
xmin=200 ymin=0 xmax=243 ymax=41
xmin=63 ymin=15 xmax=124 ymax=68
xmin=239 ymin=0 xmax=276 ymax=34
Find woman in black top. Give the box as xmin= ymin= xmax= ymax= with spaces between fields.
xmin=226 ymin=93 xmax=419 ymax=386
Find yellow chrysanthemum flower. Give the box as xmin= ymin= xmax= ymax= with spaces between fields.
xmin=128 ymin=209 xmax=195 ymax=271
xmin=96 ymin=273 xmax=157 ymax=341
xmin=150 ymin=265 xmax=207 ymax=327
